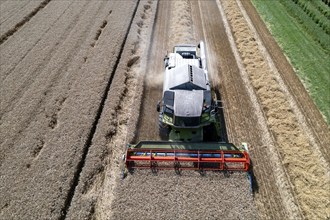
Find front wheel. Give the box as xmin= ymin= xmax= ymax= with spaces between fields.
xmin=159 ymin=114 xmax=170 ymax=140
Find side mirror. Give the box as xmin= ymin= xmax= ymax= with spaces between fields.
xmin=157 ymin=101 xmax=160 ymax=112
xmin=164 ymin=57 xmax=169 ymax=68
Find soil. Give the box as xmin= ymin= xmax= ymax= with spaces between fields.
xmin=0 ymin=0 xmax=45 ymax=37
xmin=1 ymin=0 xmax=329 ymax=219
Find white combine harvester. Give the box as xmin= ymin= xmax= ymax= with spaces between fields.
xmin=124 ymin=41 xmax=251 ymax=177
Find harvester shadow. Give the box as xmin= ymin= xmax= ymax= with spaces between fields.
xmin=249 ymin=160 xmax=259 ymax=195
xmin=214 ymin=86 xmax=228 ymax=142
xmin=214 ymin=86 xmax=259 ymax=195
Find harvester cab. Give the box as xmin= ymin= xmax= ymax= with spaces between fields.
xmin=158 ymin=41 xmax=220 ymax=142
xmin=123 ymin=41 xmax=251 ymax=176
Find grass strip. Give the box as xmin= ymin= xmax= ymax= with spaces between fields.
xmin=251 ymin=0 xmax=330 ymax=124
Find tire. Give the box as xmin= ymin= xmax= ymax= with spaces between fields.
xmin=203 ymin=123 xmax=219 ymax=141
xmin=159 ymin=114 xmax=170 ymax=140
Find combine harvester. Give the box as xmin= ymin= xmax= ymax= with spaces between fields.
xmin=124 ymin=41 xmax=251 ymax=179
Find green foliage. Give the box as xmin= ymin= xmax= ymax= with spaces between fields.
xmin=321 ymin=0 xmax=330 ymax=7
xmin=252 ymin=0 xmax=330 ymax=124
xmin=278 ymin=0 xmax=330 ymax=51
xmin=311 ymin=0 xmax=330 ymax=20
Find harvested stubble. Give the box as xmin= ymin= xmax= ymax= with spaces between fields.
xmin=2 ymin=0 xmax=327 ymax=219
xmin=0 ymin=1 xmax=138 ymax=219
xmin=66 ymin=1 xmax=156 ymax=219
xmin=108 ymin=1 xmax=257 ymax=220
xmin=0 ymin=0 xmax=44 ymax=37
xmin=221 ymin=0 xmax=330 ymax=219
xmin=111 ymin=170 xmax=256 ymax=220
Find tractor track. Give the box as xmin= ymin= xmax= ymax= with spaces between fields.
xmin=0 ymin=0 xmax=89 ymax=119
xmin=59 ymin=2 xmax=140 ymax=218
xmin=220 ymin=0 xmax=330 ymax=219
xmin=133 ymin=1 xmax=169 ymax=141
xmin=0 ymin=0 xmax=74 ymax=83
xmin=0 ymin=0 xmax=31 ymax=25
xmin=106 ymin=1 xmax=256 ymax=219
xmin=0 ymin=0 xmax=52 ymax=45
xmin=0 ymin=0 xmax=105 ymax=164
xmin=197 ymin=1 xmax=288 ymax=218
xmin=214 ymin=1 xmax=297 ymax=218
xmin=0 ymin=1 xmax=139 ymax=219
xmin=65 ymin=1 xmax=159 ymax=219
